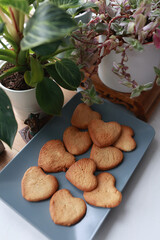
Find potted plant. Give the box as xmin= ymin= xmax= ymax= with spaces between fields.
xmin=0 ymin=0 xmax=98 ymax=148
xmin=71 ymin=0 xmax=160 ymax=98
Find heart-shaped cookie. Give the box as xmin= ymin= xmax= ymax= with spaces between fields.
xmin=113 ymin=125 xmax=136 ymax=151
xmin=21 ymin=166 xmax=58 ymax=202
xmin=66 ymin=158 xmax=97 ymax=192
xmin=63 ymin=126 xmax=92 ymax=155
xmin=90 ymin=144 xmax=123 ymax=170
xmin=88 ymin=119 xmax=122 ymax=147
xmin=71 ymin=103 xmax=101 ymax=129
xmin=83 ymin=172 xmax=122 ymax=208
xmin=38 ymin=140 xmax=75 ymax=172
xmin=49 ymin=189 xmax=86 ymax=226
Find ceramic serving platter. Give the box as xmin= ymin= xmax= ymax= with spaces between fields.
xmin=0 ymin=92 xmax=155 ymax=240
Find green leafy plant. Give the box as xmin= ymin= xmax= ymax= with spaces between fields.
xmin=0 ymin=0 xmax=98 ymax=147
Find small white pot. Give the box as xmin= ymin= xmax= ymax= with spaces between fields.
xmin=98 ymin=41 xmax=160 ymax=92
xmin=0 ymin=83 xmax=43 ymax=121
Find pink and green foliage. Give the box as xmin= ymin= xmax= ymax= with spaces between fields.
xmin=153 ymin=28 xmax=160 ymax=48
xmin=71 ymin=0 xmax=160 ymax=98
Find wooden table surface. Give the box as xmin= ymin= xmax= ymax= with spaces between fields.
xmin=0 ymin=89 xmax=76 ymax=171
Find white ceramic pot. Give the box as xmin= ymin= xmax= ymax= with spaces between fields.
xmin=98 ymin=41 xmax=160 ymax=93
xmin=0 ymin=83 xmax=43 ymax=121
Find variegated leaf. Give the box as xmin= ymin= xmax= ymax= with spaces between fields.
xmin=0 ymin=0 xmax=29 ymax=14
xmin=50 ymin=0 xmax=79 ymax=9
xmin=21 ymin=3 xmax=77 ymax=50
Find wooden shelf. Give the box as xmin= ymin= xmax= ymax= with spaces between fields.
xmin=91 ymin=73 xmax=160 ymax=121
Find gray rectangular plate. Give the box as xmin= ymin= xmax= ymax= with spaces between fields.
xmin=0 ymin=92 xmax=155 ymax=240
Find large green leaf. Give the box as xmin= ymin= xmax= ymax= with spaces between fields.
xmin=0 ymin=0 xmax=29 ymax=14
xmin=45 ymin=64 xmax=76 ymax=90
xmin=50 ymin=0 xmax=79 ymax=9
xmin=21 ymin=2 xmax=77 ymax=50
xmin=27 ymin=0 xmax=35 ymax=4
xmin=0 ymin=88 xmax=18 ymax=148
xmin=55 ymin=58 xmax=81 ymax=89
xmin=36 ymin=77 xmax=64 ymax=115
xmin=32 ymin=40 xmax=61 ymax=56
xmin=74 ymin=2 xmax=99 ymax=15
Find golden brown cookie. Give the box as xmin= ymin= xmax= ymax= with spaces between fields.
xmin=71 ymin=103 xmax=101 ymax=129
xmin=63 ymin=126 xmax=92 ymax=155
xmin=90 ymin=144 xmax=123 ymax=170
xmin=113 ymin=125 xmax=136 ymax=151
xmin=88 ymin=119 xmax=122 ymax=148
xmin=21 ymin=166 xmax=58 ymax=202
xmin=49 ymin=189 xmax=86 ymax=226
xmin=38 ymin=140 xmax=75 ymax=172
xmin=83 ymin=172 xmax=122 ymax=208
xmin=66 ymin=158 xmax=97 ymax=192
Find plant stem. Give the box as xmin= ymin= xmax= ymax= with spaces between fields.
xmin=107 ymin=14 xmax=130 ymax=39
xmin=37 ymin=0 xmax=39 ymax=7
xmin=0 ymin=8 xmax=16 ymax=42
xmin=18 ymin=11 xmax=25 ymax=33
xmin=72 ymin=34 xmax=99 ymax=45
xmin=9 ymin=7 xmax=22 ymax=43
xmin=12 ymin=8 xmax=19 ymax=28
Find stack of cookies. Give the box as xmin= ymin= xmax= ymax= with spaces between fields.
xmin=21 ymin=103 xmax=136 ymax=226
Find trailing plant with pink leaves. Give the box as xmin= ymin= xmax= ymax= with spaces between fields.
xmin=71 ymin=0 xmax=160 ymax=98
